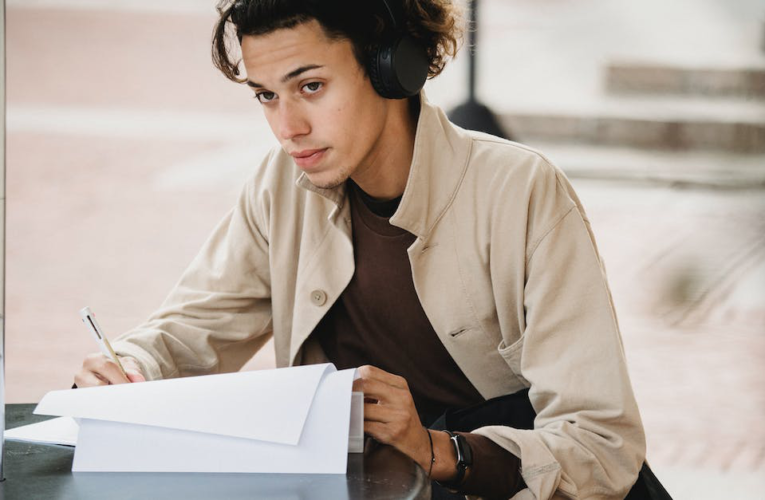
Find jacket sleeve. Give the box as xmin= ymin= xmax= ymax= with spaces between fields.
xmin=473 ymin=172 xmax=646 ymax=499
xmin=111 ymin=163 xmax=274 ymax=381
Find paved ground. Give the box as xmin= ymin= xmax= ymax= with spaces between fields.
xmin=5 ymin=1 xmax=765 ymax=498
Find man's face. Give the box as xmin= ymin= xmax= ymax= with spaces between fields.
xmin=241 ymin=20 xmax=391 ymax=189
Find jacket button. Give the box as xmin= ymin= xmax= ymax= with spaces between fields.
xmin=310 ymin=290 xmax=327 ymax=306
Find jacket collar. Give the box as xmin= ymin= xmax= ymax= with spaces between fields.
xmin=295 ymin=91 xmax=472 ymax=238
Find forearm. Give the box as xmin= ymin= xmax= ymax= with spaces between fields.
xmin=421 ymin=431 xmax=525 ymax=499
xmin=113 ymin=312 xmax=273 ymax=380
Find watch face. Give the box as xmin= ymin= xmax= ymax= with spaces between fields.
xmin=439 ymin=432 xmax=472 ymax=488
xmin=455 ymin=434 xmax=473 ymax=466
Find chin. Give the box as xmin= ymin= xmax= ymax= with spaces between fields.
xmin=305 ymin=169 xmax=350 ymax=190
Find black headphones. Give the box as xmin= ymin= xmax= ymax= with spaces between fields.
xmin=367 ymin=0 xmax=429 ymax=99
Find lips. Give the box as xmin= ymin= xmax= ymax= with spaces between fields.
xmin=290 ymin=148 xmax=328 ymax=170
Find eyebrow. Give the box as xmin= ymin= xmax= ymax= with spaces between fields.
xmin=246 ymin=64 xmax=324 ymax=88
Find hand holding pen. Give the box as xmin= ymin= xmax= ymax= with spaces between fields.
xmin=73 ymin=307 xmax=146 ymax=387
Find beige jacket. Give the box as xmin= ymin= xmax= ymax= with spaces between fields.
xmin=113 ymin=92 xmax=646 ymax=500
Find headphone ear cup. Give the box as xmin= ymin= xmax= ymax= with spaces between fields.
xmin=367 ymin=36 xmax=428 ymax=99
xmin=392 ymin=35 xmax=428 ymax=97
xmin=367 ymin=46 xmax=390 ymax=98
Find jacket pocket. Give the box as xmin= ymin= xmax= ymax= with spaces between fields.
xmin=448 ymin=326 xmax=475 ymax=338
xmin=497 ymin=336 xmax=530 ymax=387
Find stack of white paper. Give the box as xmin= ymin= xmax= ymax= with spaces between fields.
xmin=25 ymin=363 xmax=363 ymax=474
xmin=4 ymin=416 xmax=79 ymax=446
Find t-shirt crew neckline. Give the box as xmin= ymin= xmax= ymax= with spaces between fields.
xmin=348 ymin=180 xmax=409 ymax=238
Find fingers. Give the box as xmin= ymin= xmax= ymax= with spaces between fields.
xmin=120 ymin=357 xmax=146 ymax=383
xmin=353 ymin=364 xmax=409 ymax=403
xmin=363 ymin=419 xmax=414 ymax=445
xmin=356 ymin=365 xmax=408 ymax=390
xmin=364 ymin=401 xmax=406 ymax=423
xmin=74 ymin=354 xmax=147 ymax=388
xmin=79 ymin=353 xmax=131 ymax=386
xmin=74 ymin=370 xmax=109 ymax=388
xmin=125 ymin=370 xmax=146 ymax=383
xmin=364 ymin=420 xmax=390 ymax=443
xmin=354 ymin=366 xmax=426 ymax=463
xmin=354 ymin=376 xmax=406 ymax=405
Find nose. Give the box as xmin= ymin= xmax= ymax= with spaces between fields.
xmin=275 ymin=101 xmax=310 ymax=142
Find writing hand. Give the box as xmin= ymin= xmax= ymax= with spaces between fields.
xmin=74 ymin=353 xmax=146 ymax=387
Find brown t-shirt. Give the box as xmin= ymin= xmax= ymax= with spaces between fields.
xmin=313 ymin=180 xmax=523 ymax=499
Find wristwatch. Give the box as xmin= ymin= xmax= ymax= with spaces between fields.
xmin=436 ymin=430 xmax=473 ymax=489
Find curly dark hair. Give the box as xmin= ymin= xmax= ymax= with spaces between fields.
xmin=211 ymin=0 xmax=464 ymax=84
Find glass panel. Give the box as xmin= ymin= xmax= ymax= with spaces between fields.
xmin=1 ymin=0 xmax=7 ymax=479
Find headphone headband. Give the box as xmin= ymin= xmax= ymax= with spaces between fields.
xmin=378 ymin=0 xmax=402 ymax=31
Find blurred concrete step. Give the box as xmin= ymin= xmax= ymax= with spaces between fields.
xmin=531 ymin=142 xmax=765 ymax=188
xmin=605 ymin=60 xmax=765 ymax=99
xmin=499 ymin=96 xmax=765 ymax=153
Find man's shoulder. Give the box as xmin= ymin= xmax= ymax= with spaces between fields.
xmin=453 ymin=129 xmax=580 ymax=232
xmin=457 ymin=129 xmax=567 ymax=195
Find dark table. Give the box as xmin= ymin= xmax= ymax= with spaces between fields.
xmin=1 ymin=404 xmax=430 ymax=500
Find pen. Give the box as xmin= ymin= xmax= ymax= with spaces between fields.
xmin=79 ymin=306 xmax=127 ymax=379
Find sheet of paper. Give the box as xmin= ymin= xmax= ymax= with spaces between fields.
xmin=348 ymin=392 xmax=364 ymax=453
xmin=72 ymin=368 xmax=358 ymax=473
xmin=7 ymin=404 xmax=363 ymax=454
xmin=4 ymin=416 xmax=79 ymax=446
xmin=32 ymin=363 xmax=363 ymax=473
xmin=36 ymin=363 xmax=333 ymax=446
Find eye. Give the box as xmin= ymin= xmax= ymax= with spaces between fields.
xmin=254 ymin=91 xmax=277 ymax=104
xmin=302 ymin=82 xmax=323 ymax=94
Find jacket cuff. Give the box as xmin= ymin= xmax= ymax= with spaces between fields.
xmin=454 ymin=432 xmax=525 ymax=499
xmin=472 ymin=425 xmax=573 ymax=499
xmin=111 ymin=340 xmax=165 ymax=381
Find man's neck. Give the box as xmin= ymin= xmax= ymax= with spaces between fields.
xmin=350 ymin=96 xmax=420 ymax=201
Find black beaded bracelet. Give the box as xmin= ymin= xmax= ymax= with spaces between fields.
xmin=425 ymin=428 xmax=435 ymax=478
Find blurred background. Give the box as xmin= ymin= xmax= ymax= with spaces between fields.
xmin=4 ymin=0 xmax=764 ymax=498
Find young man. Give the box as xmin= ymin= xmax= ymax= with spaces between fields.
xmin=74 ymin=1 xmax=646 ymax=498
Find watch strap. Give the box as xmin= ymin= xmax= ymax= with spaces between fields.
xmin=436 ymin=430 xmax=473 ymax=489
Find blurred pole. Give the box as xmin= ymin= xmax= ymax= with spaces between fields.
xmin=1 ymin=0 xmax=6 ymax=482
xmin=448 ymin=0 xmax=510 ymax=139
xmin=466 ymin=0 xmax=476 ymax=102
